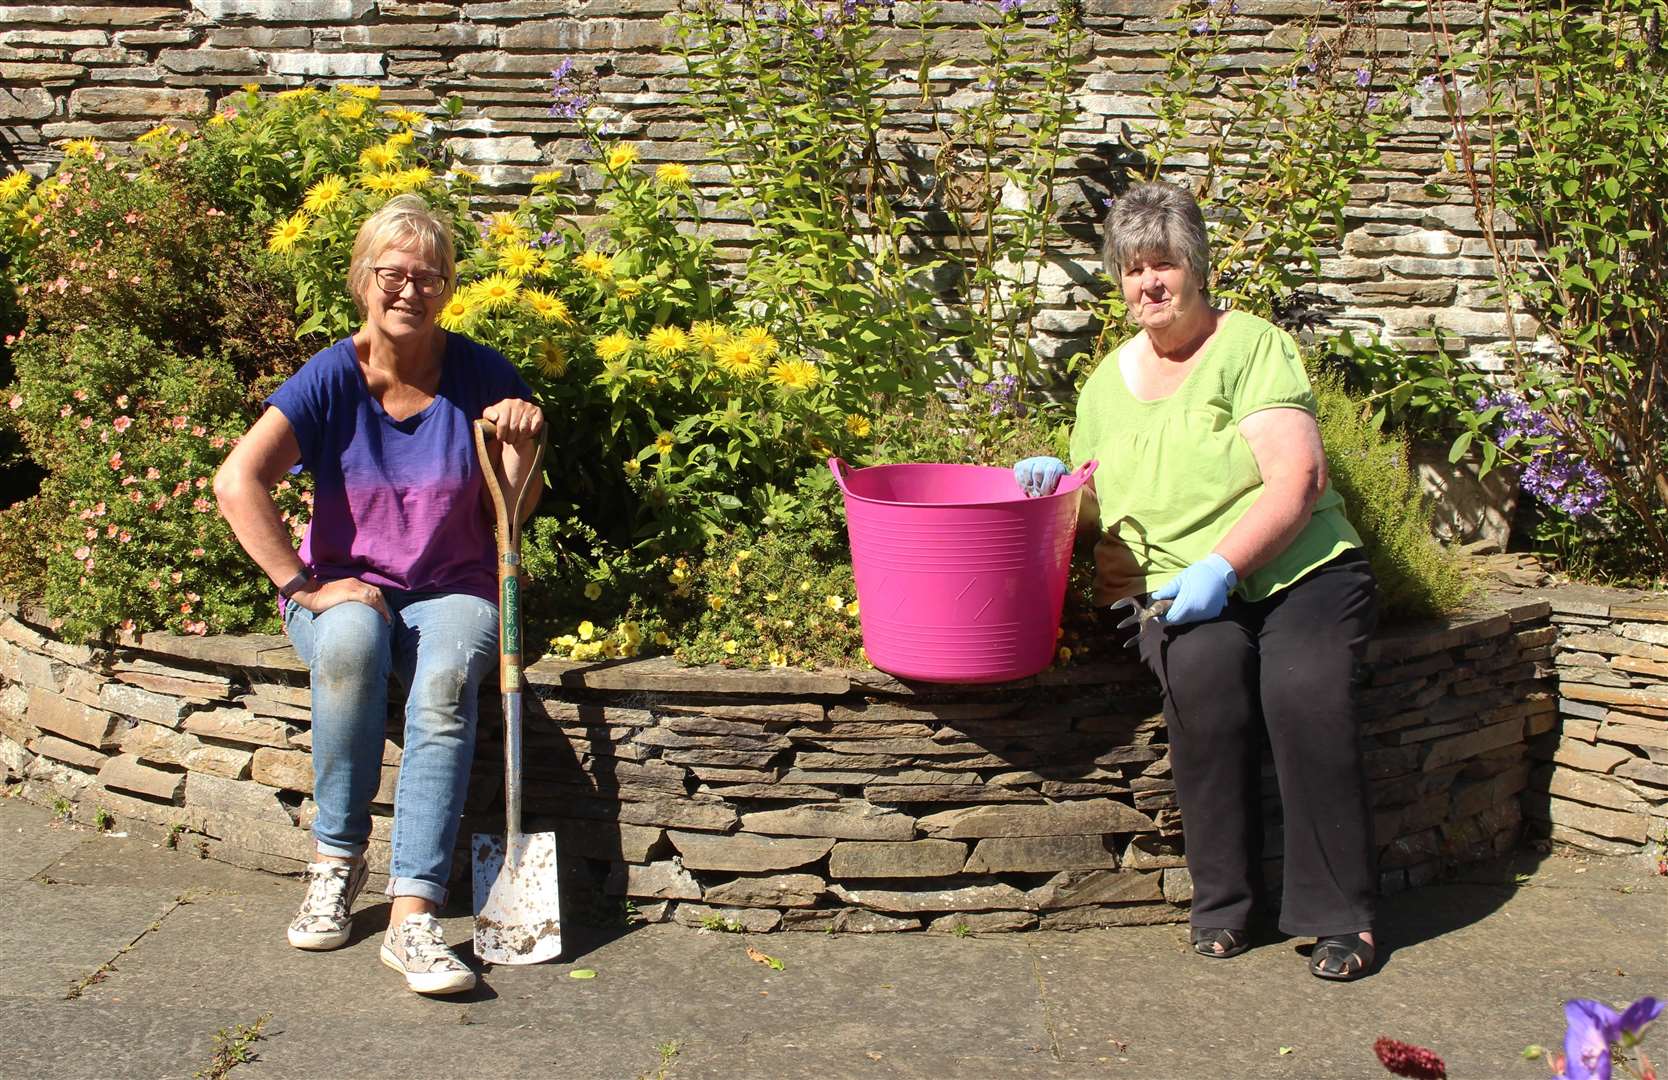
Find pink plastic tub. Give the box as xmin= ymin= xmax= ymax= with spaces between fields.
xmin=829 ymin=457 xmax=1097 ymax=684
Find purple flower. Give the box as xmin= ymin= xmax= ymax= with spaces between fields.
xmin=1191 ymin=17 xmax=1211 ymax=33
xmin=1354 ymin=67 xmax=1371 ymax=88
xmin=1420 ymin=73 xmax=1440 ymax=92
xmin=998 ymin=0 xmax=1023 ymax=15
xmin=1561 ymin=997 xmax=1663 ymax=1079
xmin=1287 ymin=74 xmax=1300 ymax=90
xmin=1038 ymin=12 xmax=1058 ymax=25
xmin=551 ymin=59 xmax=574 ymax=83
xmin=549 ymin=58 xmax=592 ymax=120
xmin=1476 ymin=392 xmax=1609 ymax=517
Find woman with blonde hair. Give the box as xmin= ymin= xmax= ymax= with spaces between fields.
xmin=216 ymin=194 xmax=544 ymax=995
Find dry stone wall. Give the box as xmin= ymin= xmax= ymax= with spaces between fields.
xmin=0 ymin=1 xmax=1515 ymax=365
xmin=0 ymin=597 xmax=1563 ymax=932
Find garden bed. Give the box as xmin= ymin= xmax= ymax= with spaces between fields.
xmin=8 ymin=591 xmax=1633 ymax=934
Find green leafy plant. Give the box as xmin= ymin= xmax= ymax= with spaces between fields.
xmin=194 ymin=1014 xmax=270 ymax=1080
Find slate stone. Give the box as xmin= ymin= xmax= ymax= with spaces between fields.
xmin=827 ymin=839 xmax=967 ymax=879
xmin=964 ymin=835 xmax=1117 ymax=874
xmin=828 ymin=880 xmax=1029 ymax=913
xmin=916 ymin=801 xmax=1154 ymax=838
xmin=606 ymin=858 xmax=702 ymax=900
xmin=702 ymin=873 xmax=825 ymax=908
xmin=740 ymin=802 xmax=917 ymax=841
xmin=667 ymin=830 xmax=833 ymax=872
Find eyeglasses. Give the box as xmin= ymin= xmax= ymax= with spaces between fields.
xmin=372 ymin=266 xmax=448 ymax=297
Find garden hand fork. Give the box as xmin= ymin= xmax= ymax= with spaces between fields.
xmin=1109 ymin=595 xmax=1173 ymax=648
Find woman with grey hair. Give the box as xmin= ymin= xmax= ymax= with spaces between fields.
xmin=1015 ymin=181 xmax=1379 ymax=980
xmin=215 ymin=194 xmax=545 ymax=995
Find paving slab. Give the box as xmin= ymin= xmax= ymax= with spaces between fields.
xmin=0 ymin=879 xmax=182 ymax=1001
xmin=0 ymin=799 xmax=93 ymax=881
xmin=3 ymin=997 xmax=275 ymax=1080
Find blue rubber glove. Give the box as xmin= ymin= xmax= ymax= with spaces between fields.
xmin=1013 ymin=456 xmax=1067 ymax=498
xmin=1150 ymin=553 xmax=1238 ymax=625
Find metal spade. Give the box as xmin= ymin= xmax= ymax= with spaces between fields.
xmin=470 ymin=418 xmax=562 ymax=966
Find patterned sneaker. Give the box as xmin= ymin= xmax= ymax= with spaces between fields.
xmin=286 ymin=857 xmax=369 ymax=951
xmin=381 ymin=913 xmax=477 ymax=995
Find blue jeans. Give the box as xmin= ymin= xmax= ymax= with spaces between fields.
xmin=284 ymin=590 xmax=499 ymax=905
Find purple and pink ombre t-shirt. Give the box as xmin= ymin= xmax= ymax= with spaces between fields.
xmin=266 ymin=333 xmax=533 ymax=604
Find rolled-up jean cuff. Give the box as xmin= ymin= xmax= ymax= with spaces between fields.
xmin=387 ymin=877 xmax=448 ymax=905
xmin=314 ymin=838 xmax=366 ymax=860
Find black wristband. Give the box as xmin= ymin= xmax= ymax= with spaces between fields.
xmin=278 ymin=570 xmax=312 ymax=599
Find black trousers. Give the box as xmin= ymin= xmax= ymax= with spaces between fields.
xmin=1133 ymin=549 xmax=1379 ymax=937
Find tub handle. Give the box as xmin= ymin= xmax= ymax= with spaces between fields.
xmin=1072 ymin=459 xmax=1099 ymax=486
xmin=828 ymin=456 xmax=854 ymax=496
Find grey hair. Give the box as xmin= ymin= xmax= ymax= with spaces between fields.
xmin=347 ymin=194 xmax=456 ymax=316
xmin=1100 ymin=182 xmax=1211 ymax=293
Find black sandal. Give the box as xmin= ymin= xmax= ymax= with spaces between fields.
xmin=1190 ymin=927 xmax=1250 ymax=959
xmin=1309 ymin=933 xmax=1375 ymax=981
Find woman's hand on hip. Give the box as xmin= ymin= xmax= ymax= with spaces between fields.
xmin=1150 ymin=553 xmax=1238 ymax=625
xmin=293 ymin=576 xmax=392 ymax=623
xmin=482 ymin=398 xmax=544 ymax=445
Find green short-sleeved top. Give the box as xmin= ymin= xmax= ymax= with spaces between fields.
xmin=1068 ymin=309 xmax=1362 ymax=607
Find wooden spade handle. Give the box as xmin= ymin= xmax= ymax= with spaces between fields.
xmin=473 ymin=419 xmax=547 ymax=694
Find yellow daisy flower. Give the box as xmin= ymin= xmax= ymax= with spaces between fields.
xmin=742 ymin=326 xmax=779 ymax=358
xmin=845 ymin=413 xmax=872 ymax=437
xmin=653 ymin=630 xmax=671 ymax=646
xmin=845 ymin=600 xmax=860 ymax=616
xmin=825 ymin=594 xmax=843 ymax=611
xmin=535 ymin=340 xmax=568 ymax=378
xmin=61 ymin=138 xmax=99 ymax=158
xmin=336 ymin=99 xmax=366 ymax=120
xmin=654 ymin=162 xmax=691 ymax=187
xmin=277 ymin=87 xmax=318 ymax=101
xmin=523 ymin=289 xmax=571 ymax=324
xmin=690 ymin=321 xmax=728 ymax=351
xmin=576 ymin=249 xmax=614 ymax=280
xmin=614 ymin=278 xmax=643 ymax=301
xmin=359 ymin=143 xmax=395 ymax=171
xmin=497 ymin=244 xmax=543 ymax=278
xmin=437 ymin=293 xmax=474 ymax=332
xmin=487 ymin=212 xmax=527 ymax=246
xmin=768 ymin=358 xmax=820 ymax=392
xmin=387 ymin=166 xmax=431 ymax=193
xmin=645 ymin=326 xmax=689 ymax=358
xmin=339 ymin=84 xmax=381 ymax=100
xmin=715 ymin=341 xmax=762 ymax=378
xmin=266 ymin=211 xmax=310 ymax=254
xmin=386 ymin=107 xmax=425 ymax=127
xmin=361 ymin=172 xmax=400 ymax=194
xmin=583 ymin=582 xmax=603 ymax=601
xmin=722 ymin=640 xmax=739 ymax=655
xmin=577 ymin=620 xmax=596 ymax=641
xmin=472 ymin=273 xmax=520 ymax=312
xmin=0 ymin=171 xmax=32 ymax=203
xmin=708 ymin=594 xmax=725 ymax=611
xmin=768 ymin=649 xmax=786 ymax=667
xmin=532 ymin=169 xmax=564 ymax=187
xmin=450 ymin=167 xmax=479 ymax=184
xmin=384 ymin=130 xmax=414 ymax=151
xmin=623 ymin=458 xmax=641 ymax=477
xmin=654 ymin=431 xmax=675 ymax=455
xmin=136 ymin=124 xmax=174 ymax=144
xmin=605 ymin=143 xmax=638 ymax=171
xmin=302 ymin=175 xmax=348 ymax=213
xmin=595 ymin=331 xmax=634 ymax=363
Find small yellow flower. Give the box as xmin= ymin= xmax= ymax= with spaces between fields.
xmin=534 ymin=339 xmax=568 ymax=377
xmin=266 ymin=211 xmax=310 ymax=254
xmin=302 ymin=174 xmax=348 ymax=213
xmin=654 ymin=162 xmax=691 ymax=187
xmin=359 ymin=143 xmax=394 ymax=171
xmin=653 ymin=630 xmax=671 ymax=646
xmin=384 ymin=130 xmax=414 ymax=151
xmin=61 ymin=138 xmax=99 ymax=158
xmin=623 ymin=458 xmax=641 ymax=477
xmin=136 ymin=124 xmax=174 ymax=144
xmin=654 ymin=431 xmax=675 ymax=455
xmin=497 ymin=244 xmax=543 ymax=278
xmin=450 ymin=167 xmax=479 ymax=184
xmin=825 ymin=594 xmax=843 ymax=611
xmin=208 ymin=111 xmax=231 ymax=128
xmin=845 ymin=413 xmax=872 ymax=437
xmin=387 ymin=166 xmax=430 ymax=193
xmin=277 ymin=87 xmax=318 ymax=101
xmin=0 ymin=171 xmax=31 ymax=203
xmin=690 ymin=321 xmax=728 ymax=351
xmin=722 ymin=639 xmax=740 ymax=655
xmin=602 ymin=358 xmax=629 ymax=381
xmin=741 ymin=326 xmax=778 ymax=358
xmin=768 ymin=649 xmax=786 ymax=666
xmin=532 ymin=169 xmax=564 ymax=187
xmin=798 ymin=580 xmax=812 ymax=592
xmin=764 ymin=592 xmax=779 ymax=602
xmin=605 ymin=143 xmax=638 ymax=171
xmin=584 ymin=582 xmax=603 ymax=601
xmin=595 ymin=331 xmax=634 ymax=363
xmin=336 ymin=99 xmax=366 ymax=120
xmin=645 ymin=325 xmax=689 ymax=358
xmin=340 ymin=84 xmax=382 ymax=100
xmin=715 ymin=341 xmax=761 ymax=378
xmin=437 ymin=293 xmax=474 ymax=332
xmin=361 ymin=171 xmax=400 ymax=194
xmin=472 ymin=273 xmax=520 ymax=312
xmin=768 ymin=358 xmax=820 ymax=391
xmin=555 ymin=634 xmax=578 ymax=649
xmin=487 ymin=212 xmax=527 ymax=246
xmin=845 ymin=600 xmax=860 ymax=617
xmin=577 ymin=620 xmax=596 ymax=641
xmin=1057 ymin=646 xmax=1073 ymax=665
xmin=614 ymin=278 xmax=643 ymax=301
xmin=708 ymin=594 xmax=725 ymax=611
xmin=576 ymin=249 xmax=614 ymax=280
xmin=523 ymin=289 xmax=571 ymax=324
xmin=386 ymin=107 xmax=425 ymax=127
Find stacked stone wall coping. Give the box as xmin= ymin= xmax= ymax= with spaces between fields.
xmin=14 ymin=588 xmax=1655 ymax=934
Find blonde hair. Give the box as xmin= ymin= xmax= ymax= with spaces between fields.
xmin=1100 ymin=181 xmax=1211 ymax=295
xmin=346 ymin=194 xmax=456 ymax=315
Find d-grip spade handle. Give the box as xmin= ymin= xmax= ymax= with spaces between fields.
xmin=473 ymin=419 xmax=547 ymax=695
